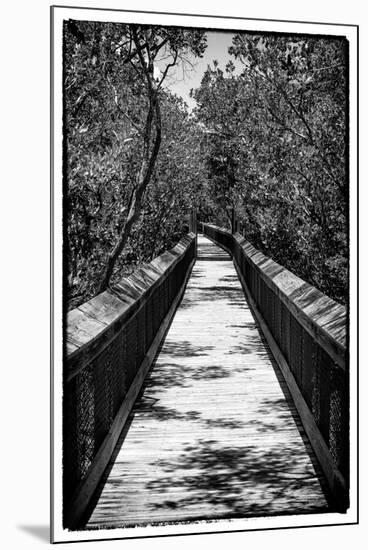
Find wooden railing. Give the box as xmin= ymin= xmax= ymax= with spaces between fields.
xmin=202 ymin=223 xmax=348 ymax=510
xmin=63 ymin=233 xmax=197 ymax=528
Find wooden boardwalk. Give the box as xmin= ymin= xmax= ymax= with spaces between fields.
xmin=84 ymin=235 xmax=331 ymax=529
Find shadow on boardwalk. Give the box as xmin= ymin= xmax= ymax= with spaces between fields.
xmin=82 ymin=236 xmax=334 ymax=528
xmin=146 ymin=437 xmax=327 ymax=517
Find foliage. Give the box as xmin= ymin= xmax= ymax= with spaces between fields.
xmin=64 ymin=20 xmax=206 ymax=308
xmin=65 ymin=23 xmax=348 ymax=309
xmin=192 ymin=34 xmax=348 ymax=304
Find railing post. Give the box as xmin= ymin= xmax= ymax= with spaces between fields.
xmin=64 ymin=233 xmax=197 ymax=528
xmin=231 ymin=208 xmax=239 ymax=234
xmin=189 ymin=207 xmax=197 ymax=234
xmin=204 ymin=222 xmax=348 ymax=510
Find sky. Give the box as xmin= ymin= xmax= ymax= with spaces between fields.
xmin=157 ymin=30 xmax=242 ymax=111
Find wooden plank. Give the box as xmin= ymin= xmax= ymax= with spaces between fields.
xmin=66 ymin=234 xmax=195 ymax=373
xmin=204 ymin=226 xmax=346 ymax=368
xmin=232 ymin=257 xmax=347 ymax=510
xmin=65 ymin=256 xmax=196 ymax=529
xmin=84 ymin=236 xmax=331 ymax=529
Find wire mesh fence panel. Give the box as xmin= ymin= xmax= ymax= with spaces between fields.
xmin=300 ymin=330 xmax=316 ymax=411
xmin=290 ymin=315 xmax=303 ymax=386
xmin=64 ymin=234 xmax=196 ymax=522
xmin=329 ymin=365 xmax=349 ymax=479
xmin=202 ymin=223 xmax=348 ymax=507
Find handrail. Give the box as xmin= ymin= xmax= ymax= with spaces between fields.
xmin=203 ymin=224 xmax=346 ymax=368
xmin=202 ymin=223 xmax=348 ymax=510
xmin=63 ymin=232 xmax=197 ymax=528
xmin=66 ymin=235 xmax=196 ymax=379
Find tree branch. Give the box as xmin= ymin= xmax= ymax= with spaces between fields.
xmin=132 ymin=27 xmax=153 ymax=92
xmin=266 ymin=106 xmax=308 ymax=141
xmin=106 ymin=75 xmax=144 ymax=136
xmin=158 ymin=48 xmax=178 ymax=89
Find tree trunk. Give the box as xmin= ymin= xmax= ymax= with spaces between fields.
xmin=98 ymin=82 xmax=162 ymax=293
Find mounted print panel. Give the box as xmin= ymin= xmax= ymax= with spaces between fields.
xmin=51 ymin=5 xmax=358 ymax=544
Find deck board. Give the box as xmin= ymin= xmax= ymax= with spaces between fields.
xmin=84 ymin=235 xmax=330 ymax=529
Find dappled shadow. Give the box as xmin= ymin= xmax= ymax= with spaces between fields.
xmin=137 ymin=348 xmax=335 ymax=518
xmin=226 ymin=322 xmax=258 ymax=330
xmin=135 ymin=333 xmax=235 ymax=399
xmin=159 ymin=340 xmax=214 ymax=358
xmin=135 ymin=401 xmax=202 ymax=422
xmin=203 ymin=417 xmax=244 ymax=429
xmin=228 ymin=302 xmax=249 ymax=310
xmin=259 ymin=395 xmax=299 ymax=414
xmin=249 ymin=363 xmax=333 ymax=501
xmin=219 ymin=274 xmax=238 ymax=283
xmin=147 ymin=435 xmax=332 ymax=517
xmin=197 ymin=241 xmax=231 ymax=259
xmin=252 ymin=396 xmax=304 ymax=431
xmin=186 ymin=269 xmax=205 ymax=280
xmin=199 ymin=285 xmax=242 ymax=293
xmin=226 ymin=337 xmax=269 ymax=356
xmin=142 ymin=363 xmax=190 ymax=389
xmin=82 ymin=235 xmax=337 ymax=528
xmin=141 ymin=363 xmax=233 ymax=397
xmin=196 ymin=257 xmax=231 ymax=263
xmin=179 ymin=285 xmax=246 ymax=310
xmin=82 ymin=339 xmax=334 ymax=528
xmin=189 ymin=364 xmax=232 ymax=381
xmin=76 ymin=229 xmax=345 ymax=532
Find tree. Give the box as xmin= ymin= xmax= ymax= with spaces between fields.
xmin=64 ymin=21 xmax=206 ymax=307
xmin=130 ymin=92 xmax=208 ymax=263
xmin=193 ymin=34 xmax=348 ymax=303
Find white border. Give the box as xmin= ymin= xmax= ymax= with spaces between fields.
xmin=52 ymin=6 xmax=358 ymax=544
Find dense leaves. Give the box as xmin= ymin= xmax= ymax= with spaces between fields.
xmin=65 ymin=24 xmax=348 ymax=310
xmin=192 ymin=34 xmax=348 ymax=304
xmin=64 ymin=21 xmax=206 ymax=308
